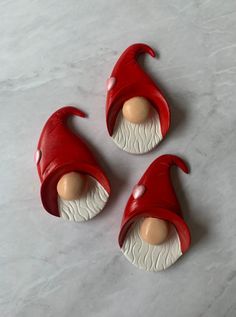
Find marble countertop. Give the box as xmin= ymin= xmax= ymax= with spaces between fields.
xmin=1 ymin=1 xmax=236 ymax=316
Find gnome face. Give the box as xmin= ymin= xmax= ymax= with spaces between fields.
xmin=119 ymin=155 xmax=191 ymax=272
xmin=36 ymin=107 xmax=110 ymax=221
xmin=106 ymin=44 xmax=170 ymax=154
xmin=121 ymin=217 xmax=182 ymax=271
xmin=57 ymin=172 xmax=109 ymax=222
xmin=112 ymin=97 xmax=163 ymax=154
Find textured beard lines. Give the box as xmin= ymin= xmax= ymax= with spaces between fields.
xmin=112 ymin=110 xmax=163 ymax=154
xmin=58 ymin=176 xmax=109 ymax=222
xmin=121 ymin=219 xmax=182 ymax=271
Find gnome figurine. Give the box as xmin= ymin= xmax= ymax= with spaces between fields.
xmin=35 ymin=106 xmax=110 ymax=221
xmin=106 ymin=43 xmax=170 ymax=154
xmin=119 ymin=155 xmax=191 ymax=271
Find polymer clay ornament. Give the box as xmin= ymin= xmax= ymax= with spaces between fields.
xmin=35 ymin=106 xmax=110 ymax=221
xmin=119 ymin=155 xmax=191 ymax=271
xmin=106 ymin=43 xmax=170 ymax=154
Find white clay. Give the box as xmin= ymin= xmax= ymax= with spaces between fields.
xmin=132 ymin=184 xmax=146 ymax=199
xmin=121 ymin=218 xmax=182 ymax=271
xmin=58 ymin=175 xmax=109 ymax=222
xmin=107 ymin=77 xmax=116 ymax=91
xmin=112 ymin=106 xmax=162 ymax=154
xmin=34 ymin=149 xmax=42 ymax=165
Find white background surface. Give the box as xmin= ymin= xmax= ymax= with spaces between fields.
xmin=0 ymin=1 xmax=236 ymax=316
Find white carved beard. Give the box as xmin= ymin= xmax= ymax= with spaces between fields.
xmin=58 ymin=176 xmax=109 ymax=222
xmin=112 ymin=109 xmax=163 ymax=154
xmin=121 ymin=219 xmax=182 ymax=271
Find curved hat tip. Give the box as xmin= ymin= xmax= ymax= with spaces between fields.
xmin=167 ymin=154 xmax=190 ymax=174
xmin=55 ymin=106 xmax=87 ymax=120
xmin=130 ymin=43 xmax=156 ymax=59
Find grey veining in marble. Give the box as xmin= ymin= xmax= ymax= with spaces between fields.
xmin=0 ymin=1 xmax=236 ymax=316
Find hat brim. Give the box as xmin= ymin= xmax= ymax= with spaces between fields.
xmin=118 ymin=207 xmax=191 ymax=254
xmin=40 ymin=162 xmax=110 ymax=217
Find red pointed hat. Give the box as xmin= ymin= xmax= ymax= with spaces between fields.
xmin=106 ymin=43 xmax=170 ymax=136
xmin=118 ymin=155 xmax=191 ymax=253
xmin=35 ymin=106 xmax=110 ymax=217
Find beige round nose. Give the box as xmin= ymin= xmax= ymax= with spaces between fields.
xmin=57 ymin=172 xmax=85 ymax=200
xmin=122 ymin=96 xmax=151 ymax=124
xmin=140 ymin=217 xmax=169 ymax=245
